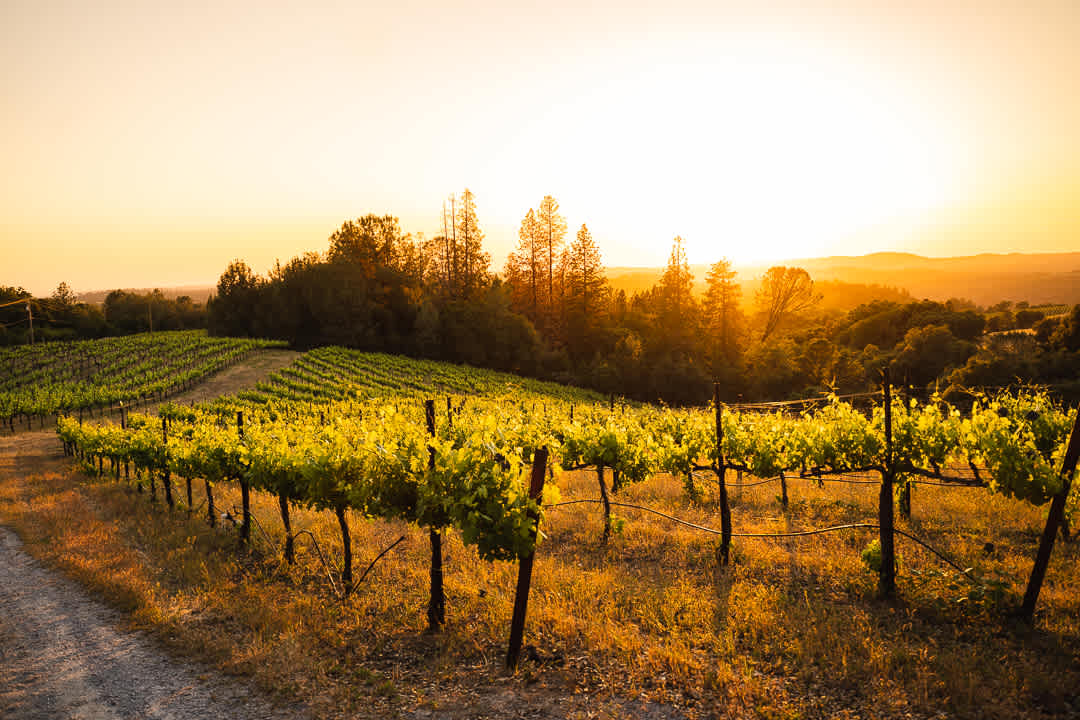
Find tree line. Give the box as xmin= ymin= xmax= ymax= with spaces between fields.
xmin=5 ymin=190 xmax=1077 ymax=403
xmin=206 ymin=192 xmax=1080 ymax=404
xmin=0 ymin=284 xmax=207 ymax=345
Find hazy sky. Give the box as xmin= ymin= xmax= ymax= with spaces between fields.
xmin=2 ymin=0 xmax=1078 ymax=295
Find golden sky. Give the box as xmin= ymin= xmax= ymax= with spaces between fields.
xmin=2 ymin=0 xmax=1078 ymax=295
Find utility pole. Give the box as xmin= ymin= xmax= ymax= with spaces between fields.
xmin=26 ymin=300 xmax=34 ymax=345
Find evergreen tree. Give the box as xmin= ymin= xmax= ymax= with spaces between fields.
xmin=504 ymin=208 xmax=543 ymax=322
xmin=702 ymin=258 xmax=743 ymax=371
xmin=454 ymin=188 xmax=490 ymax=299
xmin=536 ymin=195 xmax=567 ymax=321
xmin=657 ymin=236 xmax=698 ymax=354
xmin=565 ymin=223 xmax=608 ymax=334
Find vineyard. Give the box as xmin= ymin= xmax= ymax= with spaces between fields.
xmin=0 ymin=341 xmax=1070 ymax=716
xmin=55 ymin=348 xmax=1079 ymax=635
xmin=0 ymin=331 xmax=286 ymax=429
xmin=233 ymin=345 xmax=606 ymax=405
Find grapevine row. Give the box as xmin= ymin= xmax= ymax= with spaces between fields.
xmin=1 ymin=331 xmax=286 ymax=425
xmin=58 ymin=382 xmax=1079 ymax=625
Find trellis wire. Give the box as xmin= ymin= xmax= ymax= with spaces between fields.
xmin=547 ymin=499 xmax=977 ymax=583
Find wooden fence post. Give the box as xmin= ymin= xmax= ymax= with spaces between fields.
xmin=1021 ymin=409 xmax=1080 ymax=622
xmin=507 ymin=446 xmax=549 ymax=671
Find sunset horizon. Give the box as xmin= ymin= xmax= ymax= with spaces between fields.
xmin=3 ymin=0 xmax=1078 ymax=296
xmin=3 ymin=3 xmax=1080 ymax=714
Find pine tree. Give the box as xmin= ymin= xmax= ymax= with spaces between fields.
xmin=702 ymin=258 xmax=743 ymax=371
xmin=565 ymin=223 xmax=608 ymax=332
xmin=504 ymin=208 xmax=543 ymax=321
xmin=455 ymin=188 xmax=490 ymax=299
xmin=660 ymin=236 xmax=694 ymax=320
xmin=658 ymin=236 xmax=697 ymax=352
xmin=536 ymin=195 xmax=567 ymax=320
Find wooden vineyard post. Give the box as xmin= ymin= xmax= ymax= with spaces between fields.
xmin=879 ymin=369 xmax=897 ymax=597
xmin=506 ymin=446 xmax=550 ymax=672
xmin=597 ymin=464 xmax=611 ymax=545
xmin=279 ymin=492 xmax=294 ymax=564
xmin=779 ymin=472 xmax=789 ymax=509
xmin=1021 ymin=409 xmax=1080 ymax=622
xmin=185 ymin=469 xmax=193 ymax=513
xmin=119 ymin=401 xmax=127 ymax=430
xmin=238 ymin=411 xmax=251 ymax=543
xmin=425 ymin=399 xmax=445 ymax=632
xmin=335 ymin=502 xmax=353 ymax=594
xmin=161 ymin=417 xmax=175 ymax=509
xmin=205 ymin=475 xmax=216 ymax=527
xmin=715 ymin=383 xmax=732 ymax=566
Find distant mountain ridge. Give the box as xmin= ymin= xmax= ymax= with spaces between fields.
xmin=607 ymin=251 xmax=1080 ymax=307
xmin=780 ymin=251 xmax=1080 ymax=275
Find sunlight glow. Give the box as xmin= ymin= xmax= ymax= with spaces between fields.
xmin=1 ymin=0 xmax=1077 ymax=292
xmin=519 ymin=56 xmax=957 ymax=264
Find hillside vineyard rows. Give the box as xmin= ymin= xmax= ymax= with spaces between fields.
xmin=55 ymin=341 xmax=1079 ymax=636
xmin=0 ymin=330 xmax=286 ymax=425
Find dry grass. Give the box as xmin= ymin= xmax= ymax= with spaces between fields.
xmin=1 ymin=453 xmax=1078 ymax=719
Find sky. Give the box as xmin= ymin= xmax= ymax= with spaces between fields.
xmin=2 ymin=0 xmax=1078 ymax=295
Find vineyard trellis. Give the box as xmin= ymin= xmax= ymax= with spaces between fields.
xmin=48 ymin=344 xmax=1080 ymax=660
xmin=1 ymin=331 xmax=285 ymax=431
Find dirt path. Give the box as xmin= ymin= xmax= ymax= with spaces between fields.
xmin=0 ymin=351 xmax=311 ymax=719
xmin=0 ymin=524 xmax=307 ymax=719
xmin=163 ymin=348 xmax=300 ymax=408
